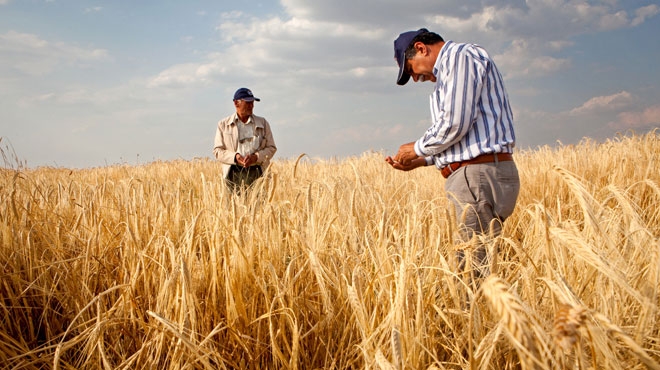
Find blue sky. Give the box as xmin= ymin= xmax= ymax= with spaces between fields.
xmin=1 ymin=0 xmax=659 ymax=168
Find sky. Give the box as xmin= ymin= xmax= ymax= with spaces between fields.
xmin=1 ymin=0 xmax=659 ymax=169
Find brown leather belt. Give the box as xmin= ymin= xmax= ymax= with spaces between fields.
xmin=441 ymin=153 xmax=513 ymax=178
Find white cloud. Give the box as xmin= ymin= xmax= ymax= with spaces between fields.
xmin=4 ymin=0 xmax=659 ymax=168
xmin=0 ymin=31 xmax=108 ymax=75
xmin=609 ymin=104 xmax=660 ymax=130
xmin=598 ymin=10 xmax=629 ymax=30
xmin=494 ymin=39 xmax=570 ymax=79
xmin=281 ymin=0 xmax=442 ymax=26
xmin=147 ymin=1 xmax=659 ymax=91
xmin=425 ymin=5 xmax=507 ymax=37
xmin=547 ymin=40 xmax=575 ymax=51
xmin=445 ymin=1 xmax=659 ymax=43
xmin=16 ymin=75 xmax=180 ymax=109
xmin=84 ymin=6 xmax=103 ymax=13
xmin=569 ymin=91 xmax=634 ymax=115
xmin=148 ymin=62 xmax=222 ymax=88
xmin=150 ymin=13 xmax=385 ymax=90
xmin=216 ymin=14 xmax=383 ymax=43
xmin=351 ymin=67 xmax=367 ymax=77
xmin=22 ymin=92 xmax=56 ymax=104
xmin=632 ymin=4 xmax=660 ymax=27
xmin=423 ymin=2 xmax=655 ymax=79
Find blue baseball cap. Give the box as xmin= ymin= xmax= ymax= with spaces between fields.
xmin=233 ymin=87 xmax=260 ymax=102
xmin=394 ymin=28 xmax=427 ymax=85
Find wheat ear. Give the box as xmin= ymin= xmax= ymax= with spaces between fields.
xmin=481 ymin=276 xmax=542 ymax=370
xmin=593 ymin=313 xmax=660 ymax=370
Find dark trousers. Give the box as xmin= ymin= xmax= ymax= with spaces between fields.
xmin=227 ymin=165 xmax=263 ymax=192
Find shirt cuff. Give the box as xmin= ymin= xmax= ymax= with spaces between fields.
xmin=414 ymin=139 xmax=426 ymax=157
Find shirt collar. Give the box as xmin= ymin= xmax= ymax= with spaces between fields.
xmin=231 ymin=112 xmax=253 ymax=126
xmin=433 ymin=40 xmax=452 ymax=76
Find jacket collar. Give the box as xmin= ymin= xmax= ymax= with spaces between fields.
xmin=227 ymin=112 xmax=263 ymax=128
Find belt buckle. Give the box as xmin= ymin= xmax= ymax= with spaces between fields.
xmin=442 ymin=162 xmax=460 ymax=178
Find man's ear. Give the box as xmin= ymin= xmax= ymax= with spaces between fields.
xmin=414 ymin=41 xmax=427 ymax=55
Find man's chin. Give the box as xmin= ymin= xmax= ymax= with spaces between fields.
xmin=417 ymin=75 xmax=435 ymax=83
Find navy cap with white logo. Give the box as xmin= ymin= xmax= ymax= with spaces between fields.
xmin=233 ymin=87 xmax=260 ymax=102
xmin=394 ymin=28 xmax=428 ymax=85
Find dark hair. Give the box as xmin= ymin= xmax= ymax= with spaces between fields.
xmin=404 ymin=31 xmax=444 ymax=59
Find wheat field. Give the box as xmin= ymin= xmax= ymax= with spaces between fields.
xmin=1 ymin=131 xmax=660 ymax=369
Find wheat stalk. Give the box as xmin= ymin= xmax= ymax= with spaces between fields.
xmin=2 ymin=132 xmax=660 ymax=368
xmin=592 ymin=313 xmax=660 ymax=370
xmin=391 ymin=326 xmax=403 ymax=370
xmin=375 ymin=349 xmax=397 ymax=370
xmin=481 ymin=276 xmax=543 ymax=370
xmin=552 ymin=303 xmax=586 ymax=352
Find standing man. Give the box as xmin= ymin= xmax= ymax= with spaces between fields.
xmin=385 ymin=29 xmax=520 ymax=277
xmin=214 ymin=87 xmax=277 ymax=191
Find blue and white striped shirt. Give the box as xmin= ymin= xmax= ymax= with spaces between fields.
xmin=413 ymin=41 xmax=515 ymax=168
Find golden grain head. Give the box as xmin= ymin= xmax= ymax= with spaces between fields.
xmin=552 ymin=303 xmax=586 ymax=351
xmin=2 ymin=132 xmax=660 ymax=369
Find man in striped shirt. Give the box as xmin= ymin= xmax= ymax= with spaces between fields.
xmin=385 ymin=28 xmax=520 ymax=278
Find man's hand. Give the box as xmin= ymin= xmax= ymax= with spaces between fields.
xmin=385 ymin=142 xmax=427 ymax=171
xmin=235 ymin=153 xmax=244 ymax=166
xmin=236 ymin=153 xmax=258 ymax=167
xmin=243 ymin=153 xmax=258 ymax=167
xmin=385 ymin=155 xmax=426 ymax=171
xmin=392 ymin=142 xmax=418 ymax=165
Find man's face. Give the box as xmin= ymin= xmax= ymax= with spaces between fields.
xmin=234 ymin=99 xmax=254 ymax=118
xmin=405 ymin=44 xmax=436 ymax=83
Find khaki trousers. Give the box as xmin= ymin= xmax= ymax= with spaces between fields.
xmin=445 ymin=160 xmax=520 ymax=277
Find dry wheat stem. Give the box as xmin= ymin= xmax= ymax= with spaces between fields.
xmin=2 ymin=132 xmax=660 ymax=368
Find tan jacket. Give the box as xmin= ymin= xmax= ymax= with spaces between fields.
xmin=213 ymin=113 xmax=277 ymax=178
